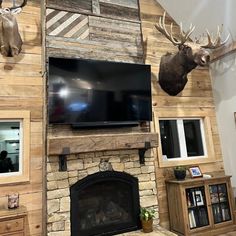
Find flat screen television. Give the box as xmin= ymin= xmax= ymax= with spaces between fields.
xmin=48 ymin=57 xmax=152 ymax=127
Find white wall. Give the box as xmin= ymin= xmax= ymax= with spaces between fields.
xmin=156 ymin=0 xmax=236 ymax=39
xmin=210 ymin=53 xmax=236 ymax=189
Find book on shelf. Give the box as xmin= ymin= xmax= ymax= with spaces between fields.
xmin=198 ymin=207 xmax=208 ymax=226
xmin=188 ymin=209 xmax=196 ymax=228
xmin=213 ymin=204 xmax=222 ymax=223
xmin=187 ymin=192 xmax=191 ymax=207
xmin=222 ymin=207 xmax=230 ymax=221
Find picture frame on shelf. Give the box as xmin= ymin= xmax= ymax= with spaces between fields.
xmin=194 ymin=190 xmax=204 ymax=206
xmin=189 ymin=166 xmax=203 ymax=178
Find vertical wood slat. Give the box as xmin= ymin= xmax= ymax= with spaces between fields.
xmin=92 ymin=0 xmax=100 ymax=14
xmin=0 ymin=1 xmax=43 ymax=235
xmin=139 ymin=0 xmax=225 ymax=229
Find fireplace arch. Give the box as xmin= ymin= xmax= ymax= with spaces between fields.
xmin=70 ymin=170 xmax=141 ymax=236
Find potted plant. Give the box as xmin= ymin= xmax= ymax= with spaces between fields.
xmin=174 ymin=166 xmax=186 ymax=180
xmin=140 ymin=207 xmax=155 ymax=233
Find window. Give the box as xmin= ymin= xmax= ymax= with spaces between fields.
xmin=0 ymin=111 xmax=30 ymax=184
xmin=160 ymin=119 xmax=206 ymax=160
xmin=0 ymin=121 xmax=21 ymax=174
xmin=154 ymin=110 xmax=215 ymax=167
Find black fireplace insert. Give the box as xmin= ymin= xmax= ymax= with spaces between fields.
xmin=70 ymin=171 xmax=141 ymax=236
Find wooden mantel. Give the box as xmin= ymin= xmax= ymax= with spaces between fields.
xmin=48 ymin=132 xmax=158 ymax=155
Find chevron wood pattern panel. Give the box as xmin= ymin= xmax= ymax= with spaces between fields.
xmin=46 ymin=9 xmax=89 ymax=39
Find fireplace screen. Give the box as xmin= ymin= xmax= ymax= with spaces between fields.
xmin=70 ymin=171 xmax=141 ymax=236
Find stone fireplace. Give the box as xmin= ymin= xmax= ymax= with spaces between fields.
xmin=47 ymin=148 xmax=159 ymax=236
xmin=70 ymin=171 xmax=140 ymax=235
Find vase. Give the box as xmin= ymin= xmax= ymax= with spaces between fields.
xmin=141 ymin=219 xmax=153 ymax=233
xmin=174 ymin=169 xmax=186 ymax=180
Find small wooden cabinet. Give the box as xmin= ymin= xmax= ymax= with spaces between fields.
xmin=0 ymin=206 xmax=27 ymax=236
xmin=166 ymin=175 xmax=236 ymax=236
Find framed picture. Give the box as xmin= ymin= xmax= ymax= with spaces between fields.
xmin=189 ymin=166 xmax=203 ymax=178
xmin=194 ymin=190 xmax=204 ymax=206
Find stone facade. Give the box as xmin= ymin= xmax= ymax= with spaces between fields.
xmin=47 ymin=149 xmax=159 ymax=236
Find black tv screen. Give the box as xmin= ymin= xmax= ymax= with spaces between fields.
xmin=48 ymin=57 xmax=152 ymax=127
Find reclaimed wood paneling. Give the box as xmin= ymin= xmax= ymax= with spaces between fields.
xmin=47 ymin=0 xmax=139 ymax=22
xmin=49 ymin=133 xmax=158 ymax=155
xmin=47 ymin=0 xmax=92 ymax=14
xmin=139 ymin=0 xmax=225 ymax=229
xmin=100 ymin=0 xmax=139 ymax=9
xmin=46 ymin=8 xmax=143 ymax=62
xmin=0 ymin=1 xmax=43 ymax=236
xmin=46 ymin=9 xmax=89 ymax=39
xmin=99 ymin=1 xmax=139 ymax=21
xmin=89 ymin=16 xmax=142 ymax=44
xmin=46 ymin=36 xmax=143 ymax=63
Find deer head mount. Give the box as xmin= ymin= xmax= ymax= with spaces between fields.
xmin=0 ymin=0 xmax=27 ymax=57
xmin=155 ymin=12 xmax=229 ymax=96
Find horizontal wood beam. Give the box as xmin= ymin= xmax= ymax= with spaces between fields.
xmin=48 ymin=132 xmax=158 ymax=155
xmin=210 ymin=41 xmax=236 ymax=63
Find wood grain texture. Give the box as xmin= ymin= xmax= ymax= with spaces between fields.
xmin=92 ymin=0 xmax=100 ymax=14
xmin=139 ymin=0 xmax=225 ymax=229
xmin=0 ymin=1 xmax=43 ymax=236
xmin=99 ymin=1 xmax=139 ymax=21
xmin=166 ymin=176 xmax=236 ymax=235
xmin=47 ymin=0 xmax=92 ymax=14
xmin=46 ymin=9 xmax=89 ymax=39
xmin=46 ymin=12 xmax=143 ymax=63
xmin=48 ymin=133 xmax=158 ymax=155
xmin=100 ymin=0 xmax=139 ymax=9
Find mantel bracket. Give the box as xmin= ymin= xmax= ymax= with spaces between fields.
xmin=59 ymin=147 xmax=70 ymax=171
xmin=138 ymin=141 xmax=151 ymax=164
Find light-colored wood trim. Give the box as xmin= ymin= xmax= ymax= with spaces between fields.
xmin=153 ymin=110 xmax=215 ymax=168
xmin=48 ymin=132 xmax=158 ymax=155
xmin=0 ymin=110 xmax=30 ymax=185
xmin=0 ymin=206 xmax=27 ymax=219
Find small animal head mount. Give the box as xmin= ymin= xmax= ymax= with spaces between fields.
xmin=155 ymin=12 xmax=229 ymax=96
xmin=0 ymin=0 xmax=27 ymax=57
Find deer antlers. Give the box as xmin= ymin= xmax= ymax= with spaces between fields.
xmin=0 ymin=0 xmax=27 ymax=11
xmin=155 ymin=11 xmax=229 ymax=49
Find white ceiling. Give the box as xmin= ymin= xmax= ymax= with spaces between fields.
xmin=156 ymin=0 xmax=236 ymax=41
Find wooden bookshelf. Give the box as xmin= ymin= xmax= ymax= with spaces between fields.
xmin=166 ymin=176 xmax=236 ymax=236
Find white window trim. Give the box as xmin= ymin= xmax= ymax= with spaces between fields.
xmin=154 ymin=111 xmax=215 ymax=168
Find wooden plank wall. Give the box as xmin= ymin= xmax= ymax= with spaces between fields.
xmin=0 ymin=0 xmax=43 ymax=235
xmin=46 ymin=0 xmax=143 ymax=63
xmin=45 ymin=0 xmax=149 ymax=136
xmin=139 ymin=0 xmax=225 ymax=228
xmin=45 ymin=0 xmax=226 ymax=230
